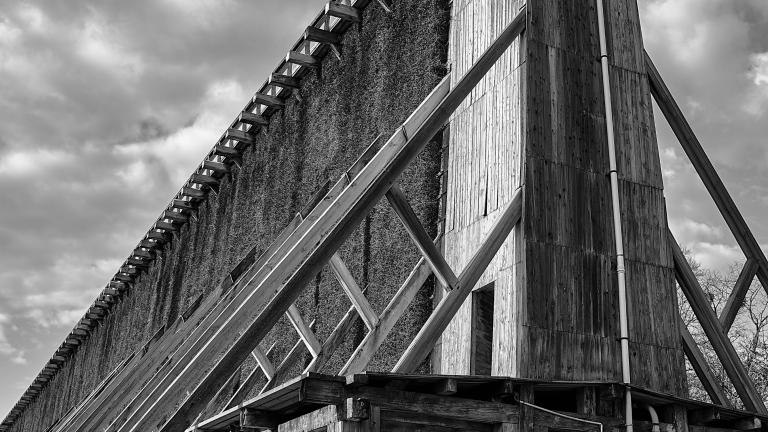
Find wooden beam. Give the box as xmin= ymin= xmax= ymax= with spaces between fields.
xmin=146 ymin=231 xmax=170 ymax=243
xmin=126 ymin=257 xmax=150 ymax=267
xmin=670 ymin=231 xmax=767 ymax=413
xmin=181 ymin=186 xmax=206 ymax=199
xmin=213 ymin=144 xmax=241 ymax=158
xmin=286 ymin=51 xmax=320 ymax=69
xmin=223 ymin=343 xmax=279 ymax=409
xmin=286 ymin=305 xmax=322 ymax=357
xmin=375 ymin=0 xmax=393 ymax=13
xmin=240 ymin=408 xmax=280 ymax=430
xmin=719 ymin=259 xmax=758 ymax=331
xmin=646 ymin=52 xmax=768 ymax=301
xmin=202 ymin=160 xmax=229 ymax=175
xmin=190 ymin=173 xmax=219 ymax=188
xmin=139 ymin=239 xmax=160 ymax=249
xmin=163 ymin=210 xmax=188 ymax=223
xmin=226 ymin=128 xmax=256 ymax=146
xmin=325 ymin=2 xmax=361 ymax=22
xmin=260 ymin=338 xmax=305 ymax=394
xmin=680 ymin=322 xmax=731 ymax=407
xmin=237 ymin=111 xmax=269 ymax=127
xmin=114 ymin=274 xmax=134 ymax=282
xmin=116 ymin=10 xmax=527 ymax=430
xmin=132 ymin=248 xmax=153 ymax=259
xmin=340 ymin=257 xmax=432 ymax=375
xmin=171 ymin=199 xmax=197 ymax=212
xmin=329 ymin=253 xmax=379 ymax=330
xmin=155 ymin=220 xmax=178 ymax=232
xmin=252 ymin=92 xmax=285 ymax=109
xmin=386 ymin=184 xmax=459 ymax=290
xmin=394 ymin=188 xmax=523 ymax=373
xmin=270 ymin=73 xmax=300 ymax=89
xmin=305 ymin=26 xmax=341 ymax=44
xmin=688 ymin=408 xmax=721 ymax=425
xmin=250 ymin=346 xmax=275 ymax=380
xmin=304 ymin=303 xmax=361 ymax=374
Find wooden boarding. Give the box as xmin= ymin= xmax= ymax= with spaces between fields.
xmin=81 ymin=12 xmax=528 ymax=432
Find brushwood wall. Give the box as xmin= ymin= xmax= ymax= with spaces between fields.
xmin=8 ymin=1 xmax=450 ymax=430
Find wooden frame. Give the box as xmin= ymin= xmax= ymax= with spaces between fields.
xmin=647 ymin=52 xmax=767 ymax=414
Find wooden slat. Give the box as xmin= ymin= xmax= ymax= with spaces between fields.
xmin=670 ymin=231 xmax=766 ymax=413
xmin=253 ymin=93 xmax=285 ymax=108
xmin=286 ymin=51 xmax=320 ymax=68
xmin=163 ymin=210 xmax=188 ymax=223
xmin=394 ymin=188 xmax=523 ymax=373
xmin=386 ymin=184 xmax=458 ymax=290
xmin=286 ymin=305 xmax=322 ymax=357
xmin=305 ymin=26 xmax=341 ymax=44
xmin=251 ymin=346 xmax=276 ymax=380
xmin=340 ymin=257 xmax=432 ymax=375
xmin=325 ymin=2 xmax=361 ymax=22
xmin=190 ymin=173 xmax=219 ymax=187
xmin=213 ymin=144 xmax=241 ymax=158
xmin=719 ymin=259 xmax=758 ymax=331
xmin=270 ymin=73 xmax=300 ymax=89
xmin=304 ymin=304 xmax=361 ymax=374
xmin=647 ymin=52 xmax=768 ymax=300
xmin=329 ymin=253 xmax=379 ymax=330
xmin=680 ymin=319 xmax=731 ymax=407
xmin=226 ymin=128 xmax=256 ymax=145
xmin=238 ymin=111 xmax=269 ymax=127
xmin=181 ymin=186 xmax=206 ymax=199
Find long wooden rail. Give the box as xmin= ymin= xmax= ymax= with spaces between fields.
xmin=33 ymin=8 xmax=529 ymax=432
xmin=646 ymin=51 xmax=768 ymax=413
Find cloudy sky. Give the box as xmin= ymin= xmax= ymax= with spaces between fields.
xmin=0 ymin=0 xmax=766 ymax=419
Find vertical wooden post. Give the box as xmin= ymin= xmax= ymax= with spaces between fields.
xmin=577 ymin=387 xmax=597 ymax=417
xmin=518 ymin=384 xmax=536 ymax=432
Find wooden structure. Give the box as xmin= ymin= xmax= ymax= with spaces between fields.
xmin=3 ymin=0 xmax=768 ymax=431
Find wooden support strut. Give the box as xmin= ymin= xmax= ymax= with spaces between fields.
xmin=719 ymin=259 xmax=758 ymax=331
xmin=252 ymin=92 xmax=285 ymax=109
xmin=286 ymin=51 xmax=320 ymax=69
xmin=646 ymin=52 xmax=768 ymax=301
xmin=98 ymin=10 xmax=527 ymax=431
xmin=680 ymin=318 xmax=731 ymax=407
xmin=669 ymin=231 xmax=767 ymax=413
xmin=394 ymin=188 xmax=523 ymax=373
xmin=270 ymin=73 xmax=300 ymax=89
xmin=325 ymin=2 xmax=361 ymax=22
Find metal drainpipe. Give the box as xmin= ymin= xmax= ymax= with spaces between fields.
xmin=595 ymin=0 xmax=634 ymax=431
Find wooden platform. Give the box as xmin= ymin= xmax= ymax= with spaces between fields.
xmin=191 ymin=373 xmax=768 ymax=432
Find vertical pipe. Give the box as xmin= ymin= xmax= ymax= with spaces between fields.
xmin=595 ymin=0 xmax=634 ymax=431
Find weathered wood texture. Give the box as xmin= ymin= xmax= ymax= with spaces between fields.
xmin=441 ymin=0 xmax=685 ymax=395
xmin=4 ymin=2 xmax=450 ymax=431
xmin=441 ymin=0 xmax=526 ymax=376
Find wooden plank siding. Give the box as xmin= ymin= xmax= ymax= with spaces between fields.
xmin=441 ymin=0 xmax=686 ymax=396
xmin=441 ymin=0 xmax=526 ymax=377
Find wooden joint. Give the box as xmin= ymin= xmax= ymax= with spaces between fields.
xmin=126 ymin=257 xmax=150 ymax=267
xmin=341 ymin=397 xmax=370 ymax=422
xmin=286 ymin=51 xmax=320 ymax=68
xmin=305 ymin=26 xmax=341 ymax=45
xmin=238 ymin=111 xmax=269 ymax=127
xmin=146 ymin=230 xmax=170 ymax=242
xmin=155 ymin=220 xmax=178 ymax=232
xmin=120 ymin=266 xmax=139 ymax=275
xmin=139 ymin=239 xmax=160 ymax=249
xmin=731 ymin=416 xmax=762 ymax=431
xmin=270 ymin=73 xmax=300 ymax=89
xmin=326 ymin=2 xmax=361 ymax=22
xmin=133 ymin=248 xmax=154 ymax=259
xmin=252 ymin=93 xmax=285 ymax=109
